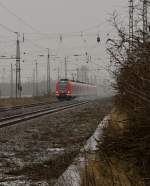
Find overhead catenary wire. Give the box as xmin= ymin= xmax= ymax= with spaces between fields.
xmin=23 ymin=21 xmax=108 ymax=43
xmin=0 ymin=3 xmax=106 ymax=56
xmin=0 ymin=0 xmax=110 ymax=49
xmin=0 ymin=1 xmax=108 ymax=87
xmin=0 ymin=18 xmax=47 ymax=63
xmin=0 ymin=23 xmax=16 ymax=34
xmin=0 ymin=1 xmax=41 ymax=33
xmin=25 ymin=38 xmax=46 ymax=50
xmin=0 ymin=22 xmax=103 ymax=62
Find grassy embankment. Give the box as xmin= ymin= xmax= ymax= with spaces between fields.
xmin=81 ymin=63 xmax=150 ymax=185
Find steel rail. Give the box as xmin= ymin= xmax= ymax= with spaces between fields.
xmin=0 ymin=100 xmax=58 ymax=112
xmin=0 ymin=101 xmax=78 ymax=122
xmin=0 ymin=101 xmax=88 ymax=128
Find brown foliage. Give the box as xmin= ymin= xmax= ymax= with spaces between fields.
xmin=104 ymin=12 xmax=150 ymax=184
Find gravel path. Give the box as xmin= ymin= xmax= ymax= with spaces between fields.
xmin=0 ymin=98 xmax=112 ymax=186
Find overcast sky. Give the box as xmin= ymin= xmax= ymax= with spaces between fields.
xmin=1 ymin=0 xmax=128 ymax=33
xmin=0 ymin=0 xmax=128 ymax=86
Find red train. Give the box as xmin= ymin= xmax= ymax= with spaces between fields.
xmin=56 ymin=79 xmax=97 ymax=100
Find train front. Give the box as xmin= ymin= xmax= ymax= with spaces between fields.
xmin=56 ymin=79 xmax=72 ymax=100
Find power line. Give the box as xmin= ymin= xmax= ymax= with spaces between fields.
xmin=0 ymin=1 xmax=108 ymax=38
xmin=0 ymin=22 xmax=47 ymax=66
xmin=24 ymin=22 xmax=107 ymax=37
xmin=80 ymin=22 xmax=106 ymax=33
xmin=0 ymin=23 xmax=16 ymax=34
xmin=24 ymin=32 xmax=101 ymax=42
xmin=0 ymin=1 xmax=106 ymax=57
xmin=25 ymin=38 xmax=46 ymax=50
xmin=0 ymin=1 xmax=41 ymax=33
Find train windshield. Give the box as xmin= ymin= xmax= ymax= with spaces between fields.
xmin=59 ymin=80 xmax=68 ymax=90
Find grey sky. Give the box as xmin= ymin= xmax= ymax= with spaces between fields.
xmin=2 ymin=0 xmax=127 ymax=33
xmin=0 ymin=0 xmax=128 ymax=85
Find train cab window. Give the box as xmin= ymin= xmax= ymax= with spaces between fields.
xmin=59 ymin=80 xmax=68 ymax=90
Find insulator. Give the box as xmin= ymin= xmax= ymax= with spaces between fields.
xmin=23 ymin=33 xmax=25 ymax=42
xmin=60 ymin=35 xmax=63 ymax=42
xmin=97 ymin=35 xmax=100 ymax=43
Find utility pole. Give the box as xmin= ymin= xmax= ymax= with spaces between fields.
xmin=129 ymin=0 xmax=134 ymax=53
xmin=57 ymin=66 xmax=60 ymax=80
xmin=143 ymin=0 xmax=148 ymax=42
xmin=84 ymin=71 xmax=87 ymax=83
xmin=90 ymin=75 xmax=93 ymax=84
xmin=46 ymin=48 xmax=50 ymax=95
xmin=15 ymin=32 xmax=22 ymax=98
xmin=32 ymin=68 xmax=35 ymax=97
xmin=10 ymin=64 xmax=13 ymax=98
xmin=64 ymin=56 xmax=67 ymax=79
xmin=35 ymin=61 xmax=38 ymax=97
xmin=2 ymin=68 xmax=5 ymax=84
xmin=76 ymin=68 xmax=79 ymax=81
xmin=94 ymin=75 xmax=97 ymax=85
xmin=81 ymin=69 xmax=84 ymax=82
xmin=72 ymin=73 xmax=75 ymax=81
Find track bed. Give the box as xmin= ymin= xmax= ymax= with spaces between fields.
xmin=0 ymin=98 xmax=112 ymax=186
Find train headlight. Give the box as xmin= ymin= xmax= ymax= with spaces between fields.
xmin=56 ymin=91 xmax=59 ymax=96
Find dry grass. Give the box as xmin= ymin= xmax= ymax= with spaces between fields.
xmin=97 ymin=110 xmax=148 ymax=186
xmin=0 ymin=96 xmax=56 ymax=107
xmin=79 ymin=109 xmax=146 ymax=186
xmin=99 ymin=155 xmax=144 ymax=186
xmin=80 ymin=152 xmax=141 ymax=186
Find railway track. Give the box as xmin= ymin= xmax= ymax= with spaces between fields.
xmin=0 ymin=100 xmax=58 ymax=113
xmin=0 ymin=101 xmax=88 ymax=129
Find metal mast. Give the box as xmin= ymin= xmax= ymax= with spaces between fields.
xmin=57 ymin=66 xmax=60 ymax=80
xmin=46 ymin=48 xmax=50 ymax=95
xmin=65 ymin=57 xmax=67 ymax=79
xmin=76 ymin=68 xmax=79 ymax=81
xmin=129 ymin=0 xmax=134 ymax=53
xmin=15 ymin=32 xmax=22 ymax=98
xmin=10 ymin=64 xmax=13 ymax=98
xmin=35 ymin=61 xmax=38 ymax=97
xmin=32 ymin=68 xmax=35 ymax=97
